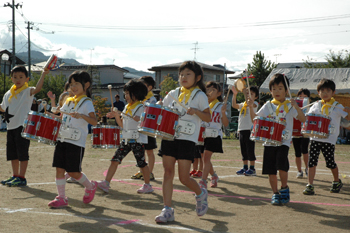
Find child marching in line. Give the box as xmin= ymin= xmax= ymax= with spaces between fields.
xmin=155 ymin=61 xmax=211 ymax=223
xmin=247 ymin=73 xmax=306 ymax=205
xmin=48 ymin=71 xmax=98 ymax=208
xmin=232 ymin=85 xmax=259 ymax=176
xmin=131 ymin=76 xmax=157 ymax=181
xmin=303 ymin=79 xmax=350 ymax=195
xmin=190 ymin=146 xmax=204 ymax=178
xmin=97 ymin=79 xmax=154 ymax=194
xmin=198 ymin=81 xmax=229 ymax=189
xmin=292 ymin=88 xmax=311 ymax=178
xmin=0 ymin=65 xmax=49 ymax=187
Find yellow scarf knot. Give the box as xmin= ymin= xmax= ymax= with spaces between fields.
xmin=321 ymin=97 xmax=336 ymax=115
xmin=271 ymin=99 xmax=290 ymax=116
xmin=178 ymin=86 xmax=199 ymax=104
xmin=143 ymin=91 xmax=154 ymax=103
xmin=125 ymin=101 xmax=142 ymax=116
xmin=66 ymin=95 xmax=87 ymax=108
xmin=8 ymin=82 xmax=29 ymax=103
xmin=209 ymin=99 xmax=220 ymax=115
xmin=240 ymin=102 xmax=248 ymax=116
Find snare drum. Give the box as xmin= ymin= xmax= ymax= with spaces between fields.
xmin=139 ymin=103 xmax=180 ymax=140
xmin=22 ymin=111 xmax=42 ymax=140
xmin=197 ymin=126 xmax=205 ymax=146
xmin=250 ymin=116 xmax=286 ymax=145
xmin=292 ymin=98 xmax=309 ymax=137
xmin=101 ymin=125 xmax=120 ymax=149
xmin=301 ymin=113 xmax=331 ymax=138
xmin=36 ymin=114 xmax=61 ymax=145
xmin=92 ymin=125 xmax=102 ymax=148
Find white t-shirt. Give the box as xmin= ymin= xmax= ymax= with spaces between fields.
xmin=204 ymin=103 xmax=225 ymax=138
xmin=145 ymin=96 xmax=157 ymax=105
xmin=163 ymin=88 xmax=209 ymax=143
xmin=60 ymin=100 xmax=95 ymax=148
xmin=256 ymin=102 xmax=298 ymax=147
xmin=308 ymin=102 xmax=348 ymax=145
xmin=122 ymin=104 xmax=148 ymax=144
xmin=0 ymin=87 xmax=34 ymax=130
xmin=238 ymin=101 xmax=258 ymax=131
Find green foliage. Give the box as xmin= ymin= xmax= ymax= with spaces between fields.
xmin=303 ymin=49 xmax=350 ymax=68
xmin=246 ymin=51 xmax=277 ymax=87
xmin=93 ymin=96 xmax=110 ymax=121
xmin=159 ymin=75 xmax=178 ymax=98
xmin=0 ymin=73 xmax=12 ymax=101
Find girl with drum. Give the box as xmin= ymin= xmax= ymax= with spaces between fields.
xmin=198 ymin=81 xmax=229 ymax=189
xmin=48 ymin=71 xmax=98 ymax=208
xmin=247 ymin=73 xmax=306 ymax=205
xmin=155 ymin=61 xmax=211 ymax=223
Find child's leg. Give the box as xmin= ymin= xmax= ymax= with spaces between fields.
xmin=19 ymin=160 xmax=28 ymax=178
xmin=308 ymin=166 xmax=316 ymax=185
xmin=56 ymin=168 xmax=66 ymax=197
xmin=331 ymin=167 xmax=339 ymax=182
xmin=105 ymin=161 xmax=120 ymax=183
xmin=140 ymin=165 xmax=151 ymax=184
xmin=268 ymin=174 xmax=278 ymax=193
xmin=295 ymin=157 xmax=302 ymax=172
xmin=178 ymin=159 xmax=202 ymax=195
xmin=198 ymin=154 xmax=204 ymax=171
xmin=303 ymin=153 xmax=309 ymax=169
xmin=11 ymin=160 xmax=19 ymax=176
xmin=146 ymin=149 xmax=155 ymax=174
xmin=162 ymin=155 xmax=176 ymax=207
xmin=193 ymin=158 xmax=199 ymax=170
xmin=202 ymin=150 xmax=213 ymax=181
xmin=307 ymin=141 xmax=320 ymax=185
xmin=279 ymin=170 xmax=288 ymax=188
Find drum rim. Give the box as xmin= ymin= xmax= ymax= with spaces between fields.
xmin=102 ymin=125 xmax=120 ymax=129
xmin=253 ymin=116 xmax=287 ymax=126
xmin=305 ymin=113 xmax=332 ymax=120
xmin=161 ymin=106 xmax=181 ymax=115
xmin=144 ymin=102 xmax=162 ymax=109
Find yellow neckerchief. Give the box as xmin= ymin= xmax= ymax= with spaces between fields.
xmin=178 ymin=86 xmax=199 ymax=104
xmin=321 ymin=97 xmax=336 ymax=115
xmin=66 ymin=95 xmax=87 ymax=108
xmin=142 ymin=91 xmax=154 ymax=103
xmin=125 ymin=101 xmax=142 ymax=116
xmin=240 ymin=101 xmax=248 ymax=116
xmin=8 ymin=82 xmax=29 ymax=103
xmin=209 ymin=99 xmax=220 ymax=115
xmin=271 ymin=98 xmax=290 ymax=116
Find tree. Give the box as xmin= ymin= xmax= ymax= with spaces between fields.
xmin=246 ymin=51 xmax=277 ymax=87
xmin=159 ymin=75 xmax=178 ymax=98
xmin=304 ymin=49 xmax=350 ymax=68
xmin=92 ymin=96 xmax=110 ymax=122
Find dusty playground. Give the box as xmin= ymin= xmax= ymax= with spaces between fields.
xmin=0 ymin=131 xmax=350 ymax=233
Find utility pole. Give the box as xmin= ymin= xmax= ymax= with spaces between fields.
xmin=4 ymin=1 xmax=22 ymax=69
xmin=191 ymin=42 xmax=201 ymax=61
xmin=26 ymin=21 xmax=34 ymax=78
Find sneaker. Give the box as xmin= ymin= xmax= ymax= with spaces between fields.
xmin=190 ymin=169 xmax=197 ymax=177
xmin=83 ymin=181 xmax=97 ymax=204
xmin=199 ymin=179 xmax=207 ymax=189
xmin=131 ymin=171 xmax=143 ymax=179
xmin=210 ymin=173 xmax=219 ymax=188
xmin=66 ymin=177 xmax=79 ymax=183
xmin=195 ymin=188 xmax=208 ymax=216
xmin=155 ymin=207 xmax=175 ymax=223
xmin=305 ymin=168 xmax=308 ymax=177
xmin=330 ymin=179 xmax=343 ymax=193
xmin=7 ymin=177 xmax=27 ymax=187
xmin=279 ymin=186 xmax=290 ymax=204
xmin=193 ymin=170 xmax=202 ymax=178
xmin=244 ymin=169 xmax=256 ymax=176
xmin=137 ymin=183 xmax=154 ymax=194
xmin=48 ymin=196 xmax=68 ymax=208
xmin=303 ymin=184 xmax=315 ymax=195
xmin=141 ymin=173 xmax=155 ymax=181
xmin=1 ymin=176 xmax=15 ymax=185
xmin=236 ymin=168 xmax=247 ymax=175
xmin=296 ymin=170 xmax=303 ymax=179
xmin=97 ymin=180 xmax=110 ymax=193
xmin=271 ymin=193 xmax=281 ymax=205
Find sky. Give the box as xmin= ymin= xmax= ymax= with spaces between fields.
xmin=0 ymin=0 xmax=350 ymax=73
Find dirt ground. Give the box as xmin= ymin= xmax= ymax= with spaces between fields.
xmin=1 ymin=131 xmax=350 ymax=233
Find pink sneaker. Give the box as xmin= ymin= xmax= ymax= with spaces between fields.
xmin=97 ymin=180 xmax=110 ymax=193
xmin=48 ymin=196 xmax=68 ymax=208
xmin=210 ymin=173 xmax=219 ymax=188
xmin=199 ymin=179 xmax=207 ymax=189
xmin=83 ymin=181 xmax=97 ymax=204
xmin=137 ymin=183 xmax=154 ymax=193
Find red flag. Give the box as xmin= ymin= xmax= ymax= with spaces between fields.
xmin=242 ymin=73 xmax=255 ymax=79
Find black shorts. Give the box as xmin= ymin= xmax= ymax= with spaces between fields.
xmin=144 ymin=136 xmax=157 ymax=150
xmin=53 ymin=141 xmax=85 ymax=172
xmin=239 ymin=130 xmax=256 ymax=161
xmin=203 ymin=136 xmax=223 ymax=153
xmin=7 ymin=126 xmax=30 ymax=161
xmin=292 ymin=137 xmax=310 ymax=157
xmin=262 ymin=145 xmax=290 ymax=175
xmin=158 ymin=139 xmax=196 ymax=162
xmin=195 ymin=145 xmax=203 ymax=158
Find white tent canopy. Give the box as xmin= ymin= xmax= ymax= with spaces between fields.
xmin=259 ymin=68 xmax=350 ymax=97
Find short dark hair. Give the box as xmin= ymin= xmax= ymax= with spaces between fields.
xmin=10 ymin=65 xmax=28 ymax=78
xmin=124 ymin=79 xmax=147 ymax=101
xmin=64 ymin=81 xmax=70 ymax=91
xmin=297 ymin=88 xmax=310 ymax=97
xmin=139 ymin=76 xmax=156 ymax=89
xmin=68 ymin=70 xmax=92 ymax=97
xmin=179 ymin=61 xmax=205 ymax=93
xmin=249 ymin=86 xmax=259 ymax=99
xmin=317 ymin=78 xmax=335 ymax=92
xmin=205 ymin=81 xmax=223 ymax=102
xmin=115 ymin=94 xmax=120 ymax=98
xmin=269 ymin=73 xmax=289 ymax=91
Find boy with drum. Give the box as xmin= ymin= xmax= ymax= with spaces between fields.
xmin=0 ymin=65 xmax=49 ymax=187
xmin=303 ymin=79 xmax=350 ymax=195
xmin=247 ymin=73 xmax=306 ymax=205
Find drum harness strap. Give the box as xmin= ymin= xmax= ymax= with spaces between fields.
xmin=317 ymin=100 xmax=338 ymax=116
xmin=121 ymin=103 xmax=143 ymax=142
xmin=59 ymin=97 xmax=92 ymax=142
xmin=205 ymin=101 xmax=223 ymax=138
xmin=266 ymin=100 xmax=292 ymax=120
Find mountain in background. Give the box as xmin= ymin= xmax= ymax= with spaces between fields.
xmin=122 ymin=66 xmax=154 ymax=78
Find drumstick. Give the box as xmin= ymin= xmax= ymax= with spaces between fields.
xmin=283 ymin=74 xmax=293 ymax=99
xmin=108 ymin=85 xmax=114 ymax=109
xmin=246 ymin=74 xmax=251 ymax=98
xmin=168 ymin=94 xmax=188 ymax=110
xmin=325 ymin=103 xmax=345 ymax=110
xmin=301 ymin=102 xmax=314 ymax=110
xmin=224 ymin=85 xmax=232 ymax=104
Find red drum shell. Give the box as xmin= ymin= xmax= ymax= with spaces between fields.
xmin=301 ymin=113 xmax=331 ymax=138
xmin=36 ymin=114 xmax=61 ymax=145
xmin=101 ymin=126 xmax=120 ymax=149
xmin=92 ymin=126 xmax=102 ymax=148
xmin=250 ymin=116 xmax=286 ymax=145
xmin=197 ymin=126 xmax=205 ymax=146
xmin=21 ymin=111 xmax=42 ymax=140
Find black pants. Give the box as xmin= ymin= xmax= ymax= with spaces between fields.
xmin=239 ymin=130 xmax=256 ymax=161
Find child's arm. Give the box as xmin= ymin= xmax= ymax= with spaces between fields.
xmin=290 ymin=99 xmax=306 ymax=122
xmin=231 ymin=86 xmax=240 ymax=109
xmin=47 ymin=91 xmax=56 ymax=108
xmin=221 ymin=103 xmax=229 ymax=127
xmin=187 ymin=107 xmax=211 ymax=122
xmin=30 ymin=69 xmax=50 ymax=96
xmin=70 ymin=111 xmax=98 ymax=126
xmin=247 ymin=96 xmax=258 ymax=122
xmin=0 ymin=106 xmax=4 ymax=112
xmin=107 ymin=110 xmax=123 ymax=128
xmin=343 ymin=107 xmax=350 ymax=120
